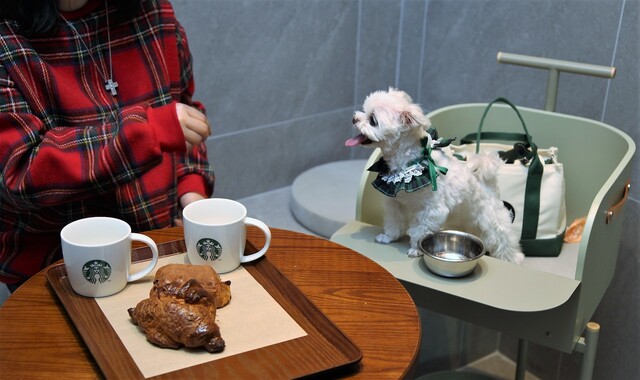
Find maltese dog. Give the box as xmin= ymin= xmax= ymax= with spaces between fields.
xmin=346 ymin=88 xmax=524 ymax=264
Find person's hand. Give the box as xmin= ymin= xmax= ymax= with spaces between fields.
xmin=176 ymin=103 xmax=211 ymax=149
xmin=180 ymin=192 xmax=205 ymax=208
xmin=173 ymin=192 xmax=206 ymax=226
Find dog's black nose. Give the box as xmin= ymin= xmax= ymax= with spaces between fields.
xmin=352 ymin=116 xmax=358 ymax=124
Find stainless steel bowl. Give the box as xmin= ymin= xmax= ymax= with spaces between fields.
xmin=419 ymin=230 xmax=485 ymax=278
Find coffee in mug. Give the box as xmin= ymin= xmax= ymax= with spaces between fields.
xmin=60 ymin=217 xmax=159 ymax=297
xmin=183 ymin=198 xmax=271 ymax=273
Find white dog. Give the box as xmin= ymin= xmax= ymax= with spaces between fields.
xmin=346 ymin=88 xmax=524 ymax=264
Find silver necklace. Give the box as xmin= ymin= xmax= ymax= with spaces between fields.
xmin=60 ymin=1 xmax=119 ymax=96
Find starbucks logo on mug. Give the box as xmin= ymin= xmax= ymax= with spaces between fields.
xmin=82 ymin=260 xmax=112 ymax=284
xmin=196 ymin=238 xmax=223 ymax=261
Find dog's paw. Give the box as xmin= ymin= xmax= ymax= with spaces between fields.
xmin=513 ymin=252 xmax=525 ymax=265
xmin=407 ymin=248 xmax=423 ymax=258
xmin=375 ymin=234 xmax=393 ymax=244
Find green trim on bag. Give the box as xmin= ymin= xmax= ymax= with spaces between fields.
xmin=477 ymin=98 xmax=544 ymax=242
xmin=520 ymin=231 xmax=566 ymax=257
xmin=522 ymin=156 xmax=543 ymax=239
xmin=460 ymin=132 xmax=529 ymax=145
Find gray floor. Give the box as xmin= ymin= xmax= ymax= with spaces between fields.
xmin=239 ymin=186 xmax=319 ymax=237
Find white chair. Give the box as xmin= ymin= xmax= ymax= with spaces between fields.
xmin=331 ymin=102 xmax=635 ymax=379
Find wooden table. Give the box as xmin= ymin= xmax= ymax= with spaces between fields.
xmin=0 ymin=227 xmax=420 ymax=379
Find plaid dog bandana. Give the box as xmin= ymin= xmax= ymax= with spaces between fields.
xmin=368 ymin=133 xmax=453 ymax=197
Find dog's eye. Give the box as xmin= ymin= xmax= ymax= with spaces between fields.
xmin=369 ymin=115 xmax=378 ymax=126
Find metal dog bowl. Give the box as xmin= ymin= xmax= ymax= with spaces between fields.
xmin=419 ymin=230 xmax=485 ymax=278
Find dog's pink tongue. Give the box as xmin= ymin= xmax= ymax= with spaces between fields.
xmin=345 ymin=134 xmax=368 ymax=147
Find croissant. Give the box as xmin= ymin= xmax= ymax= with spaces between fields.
xmin=128 ymin=264 xmax=231 ymax=353
xmin=152 ymin=264 xmax=231 ymax=308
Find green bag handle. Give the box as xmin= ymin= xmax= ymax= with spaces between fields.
xmin=473 ymin=97 xmax=544 ymax=241
xmin=466 ymin=97 xmax=536 ymax=152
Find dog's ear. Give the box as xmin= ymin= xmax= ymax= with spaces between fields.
xmin=400 ymin=111 xmax=419 ymax=127
xmin=400 ymin=105 xmax=431 ymax=130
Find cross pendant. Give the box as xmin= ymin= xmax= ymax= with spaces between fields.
xmin=105 ymin=78 xmax=119 ymax=96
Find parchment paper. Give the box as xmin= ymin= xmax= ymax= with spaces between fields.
xmin=96 ymin=254 xmax=307 ymax=378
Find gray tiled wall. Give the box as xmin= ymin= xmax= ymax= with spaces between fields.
xmin=173 ymin=0 xmax=639 ymax=379
xmin=173 ymin=0 xmax=362 ymax=199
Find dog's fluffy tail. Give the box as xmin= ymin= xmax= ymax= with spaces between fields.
xmin=466 ymin=152 xmax=502 ymax=195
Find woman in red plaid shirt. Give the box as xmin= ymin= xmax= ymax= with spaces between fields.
xmin=0 ymin=0 xmax=215 ymax=291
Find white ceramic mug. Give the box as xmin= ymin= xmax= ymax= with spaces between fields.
xmin=183 ymin=198 xmax=271 ymax=273
xmin=60 ymin=217 xmax=159 ymax=297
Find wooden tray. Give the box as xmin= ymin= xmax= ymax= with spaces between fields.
xmin=46 ymin=239 xmax=362 ymax=379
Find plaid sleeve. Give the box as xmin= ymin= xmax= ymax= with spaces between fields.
xmin=0 ymin=62 xmax=185 ymax=211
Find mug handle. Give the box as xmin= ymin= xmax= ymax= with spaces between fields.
xmin=241 ymin=218 xmax=271 ymax=263
xmin=128 ymin=233 xmax=159 ymax=282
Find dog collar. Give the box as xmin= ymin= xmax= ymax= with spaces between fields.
xmin=368 ymin=135 xmax=452 ymax=197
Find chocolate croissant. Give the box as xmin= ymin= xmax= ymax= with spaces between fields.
xmin=128 ymin=264 xmax=231 ymax=353
xmin=152 ymin=264 xmax=231 ymax=308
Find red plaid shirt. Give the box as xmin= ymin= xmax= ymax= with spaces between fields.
xmin=0 ymin=0 xmax=215 ymax=284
